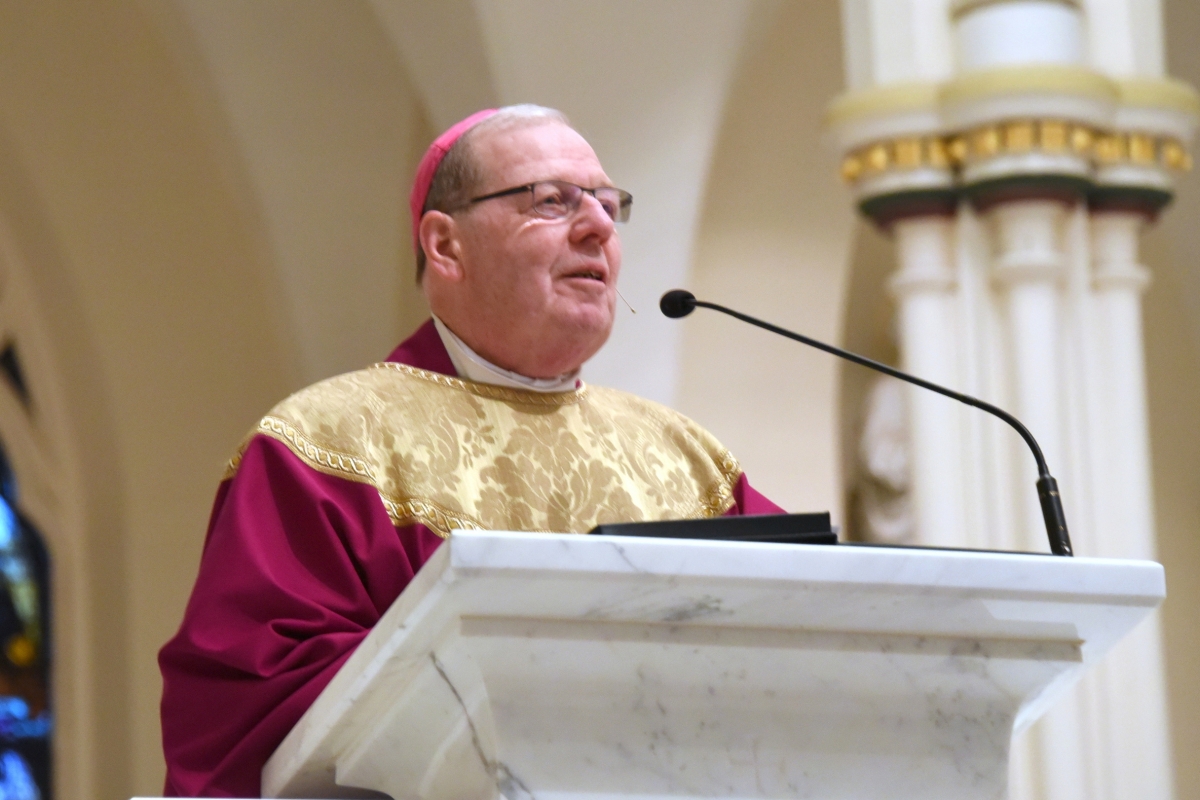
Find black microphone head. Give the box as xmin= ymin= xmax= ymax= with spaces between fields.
xmin=660 ymin=289 xmax=697 ymax=318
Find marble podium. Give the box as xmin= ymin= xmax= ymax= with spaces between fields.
xmin=261 ymin=531 xmax=1163 ymax=800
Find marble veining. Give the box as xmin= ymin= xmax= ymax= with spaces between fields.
xmin=262 ymin=531 xmax=1163 ymax=800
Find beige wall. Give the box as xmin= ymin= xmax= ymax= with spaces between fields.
xmin=679 ymin=0 xmax=856 ymax=515
xmin=1144 ymin=1 xmax=1200 ymax=780
xmin=0 ymin=1 xmax=1195 ymax=797
xmin=1144 ymin=224 xmax=1200 ymax=798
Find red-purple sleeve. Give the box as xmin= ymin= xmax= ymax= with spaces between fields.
xmin=725 ymin=473 xmax=787 ymax=515
xmin=158 ymin=435 xmax=445 ymax=797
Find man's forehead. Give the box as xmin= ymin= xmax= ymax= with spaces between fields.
xmin=473 ymin=121 xmax=611 ymax=186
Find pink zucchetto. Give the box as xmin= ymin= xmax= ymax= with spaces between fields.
xmin=409 ymin=108 xmax=499 ymax=250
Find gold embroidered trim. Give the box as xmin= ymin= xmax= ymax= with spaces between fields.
xmin=701 ymin=451 xmax=741 ymax=517
xmin=261 ymin=415 xmax=377 ymax=481
xmin=222 ymin=418 xmax=378 ymax=484
xmin=370 ymin=362 xmax=588 ymax=405
xmin=383 ymin=497 xmax=484 ymax=538
xmin=225 ymin=420 xmax=483 ymax=536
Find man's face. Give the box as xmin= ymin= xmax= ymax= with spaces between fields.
xmin=447 ymin=121 xmax=622 ymax=378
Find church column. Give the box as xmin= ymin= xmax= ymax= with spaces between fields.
xmin=1083 ymin=90 xmax=1195 ymax=798
xmin=1085 ymin=205 xmax=1173 ymax=800
xmin=942 ymin=3 xmax=1107 ymax=799
xmin=944 ymin=0 xmax=1106 ymax=553
xmin=1089 ymin=208 xmax=1153 ymax=556
xmin=833 ymin=0 xmax=1198 ymax=798
xmin=982 ymin=195 xmax=1074 ymax=553
xmin=833 ymin=101 xmax=966 ymax=548
xmin=888 ymin=215 xmax=964 ymax=547
xmin=1086 ymin=85 xmax=1197 ymax=556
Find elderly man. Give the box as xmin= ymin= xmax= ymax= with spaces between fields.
xmin=159 ymin=105 xmax=783 ymax=796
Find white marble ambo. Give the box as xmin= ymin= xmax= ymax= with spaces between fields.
xmin=262 ymin=531 xmax=1163 ymax=800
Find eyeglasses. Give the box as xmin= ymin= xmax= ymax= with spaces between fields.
xmin=466 ymin=180 xmax=632 ymax=223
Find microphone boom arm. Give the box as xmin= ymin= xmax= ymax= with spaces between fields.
xmin=667 ymin=292 xmax=1073 ymax=557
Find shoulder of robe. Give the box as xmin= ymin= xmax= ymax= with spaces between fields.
xmin=220 ymin=364 xmax=440 ymax=482
xmin=583 ymin=385 xmax=742 ymax=479
xmin=219 ymin=363 xmax=587 ymax=483
xmin=219 ymin=369 xmax=743 ymax=494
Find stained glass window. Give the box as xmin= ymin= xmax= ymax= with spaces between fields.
xmin=0 ymin=450 xmax=50 ymax=800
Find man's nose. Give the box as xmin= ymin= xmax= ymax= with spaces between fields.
xmin=571 ymin=192 xmax=616 ymax=242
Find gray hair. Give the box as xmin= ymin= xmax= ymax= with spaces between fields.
xmin=416 ymin=104 xmax=572 ymax=281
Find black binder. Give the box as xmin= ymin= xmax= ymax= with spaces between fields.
xmin=590 ymin=513 xmax=837 ymax=545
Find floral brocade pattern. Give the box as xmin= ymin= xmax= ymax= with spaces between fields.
xmin=224 ymin=363 xmax=742 ymax=537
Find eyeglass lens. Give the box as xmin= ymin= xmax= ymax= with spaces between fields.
xmin=530 ymin=181 xmax=631 ymax=223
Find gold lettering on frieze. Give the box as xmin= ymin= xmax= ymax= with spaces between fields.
xmin=947 ymin=137 xmax=968 ymax=165
xmin=894 ymin=138 xmax=922 ymax=168
xmin=866 ymin=143 xmax=890 ymax=172
xmin=836 ymin=122 xmax=1193 ymax=185
xmin=840 ymin=155 xmax=863 ymax=182
xmin=1039 ymin=121 xmax=1067 ymax=153
xmin=1004 ymin=121 xmax=1035 ymax=153
xmin=973 ymin=127 xmax=1001 ymax=158
xmin=927 ymin=138 xmax=950 ymax=168
xmin=1129 ymin=134 xmax=1156 ymax=165
xmin=1162 ymin=140 xmax=1193 ymax=171
xmin=1069 ymin=126 xmax=1094 ymax=154
xmin=1094 ymin=134 xmax=1127 ymax=164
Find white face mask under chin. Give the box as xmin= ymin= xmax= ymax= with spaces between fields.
xmin=431 ymin=315 xmax=580 ymax=392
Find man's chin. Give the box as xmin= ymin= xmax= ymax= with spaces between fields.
xmin=531 ymin=311 xmax=613 ymax=372
xmin=568 ymin=311 xmax=615 ymax=345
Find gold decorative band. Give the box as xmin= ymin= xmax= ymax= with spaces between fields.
xmin=841 ymin=137 xmax=950 ymax=182
xmin=382 ymin=497 xmax=484 ymax=538
xmin=224 ymin=415 xmax=378 ymax=483
xmin=840 ymin=120 xmax=1192 ymax=184
xmin=225 ymin=415 xmax=487 ymax=537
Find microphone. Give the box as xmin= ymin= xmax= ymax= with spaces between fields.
xmin=660 ymin=289 xmax=1073 ymax=557
xmin=660 ymin=289 xmax=697 ymax=319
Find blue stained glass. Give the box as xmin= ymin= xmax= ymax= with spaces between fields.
xmin=0 ymin=447 xmax=49 ymax=798
xmin=0 ymin=502 xmax=12 ymax=552
xmin=0 ymin=750 xmax=38 ymax=800
xmin=0 ymin=698 xmax=26 ymax=722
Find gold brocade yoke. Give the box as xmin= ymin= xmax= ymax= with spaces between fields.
xmin=224 ymin=363 xmax=743 ymax=538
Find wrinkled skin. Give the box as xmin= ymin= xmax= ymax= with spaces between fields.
xmin=420 ymin=121 xmax=621 ymax=379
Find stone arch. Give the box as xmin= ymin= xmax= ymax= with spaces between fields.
xmin=0 ymin=132 xmax=125 ymax=800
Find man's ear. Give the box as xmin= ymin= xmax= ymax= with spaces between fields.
xmin=419 ymin=211 xmax=465 ymax=282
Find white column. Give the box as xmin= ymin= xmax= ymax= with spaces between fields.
xmin=889 ymin=217 xmax=965 ymax=547
xmin=1088 ymin=210 xmax=1174 ymax=800
xmin=1089 ymin=211 xmax=1154 ymax=558
xmin=988 ymin=198 xmax=1091 ymax=800
xmin=988 ymin=199 xmax=1068 ymax=552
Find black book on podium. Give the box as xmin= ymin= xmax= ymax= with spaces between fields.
xmin=590 ymin=513 xmax=837 ymax=545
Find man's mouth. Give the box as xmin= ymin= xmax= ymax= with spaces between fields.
xmin=564 ymin=268 xmax=606 ymax=283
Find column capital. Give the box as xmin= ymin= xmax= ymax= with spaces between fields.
xmin=987 ymin=199 xmax=1068 ymax=285
xmin=1090 ymin=211 xmax=1153 ymax=293
xmin=888 ymin=217 xmax=957 ymax=296
xmin=1092 ymin=262 xmax=1151 ymax=293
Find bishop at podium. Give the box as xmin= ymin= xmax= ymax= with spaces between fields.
xmin=157 ymin=105 xmax=784 ymax=796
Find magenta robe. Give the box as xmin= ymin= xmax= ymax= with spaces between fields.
xmin=159 ymin=319 xmax=785 ymax=797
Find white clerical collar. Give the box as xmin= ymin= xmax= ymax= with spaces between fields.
xmin=432 ymin=315 xmax=580 ymax=393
